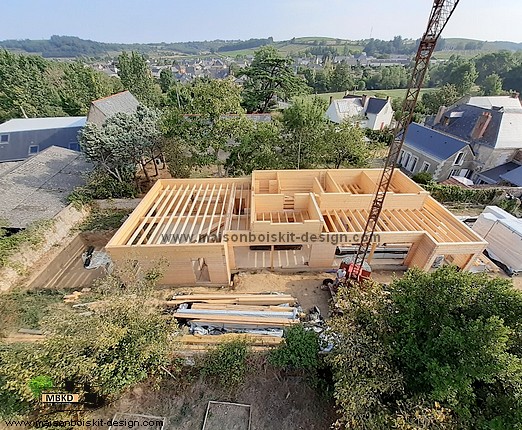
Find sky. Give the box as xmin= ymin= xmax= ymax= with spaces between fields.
xmin=2 ymin=0 xmax=521 ymax=44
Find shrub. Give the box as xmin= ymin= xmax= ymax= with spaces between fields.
xmin=422 ymin=183 xmax=502 ymax=204
xmin=67 ymin=170 xmax=136 ymax=206
xmin=411 ymin=171 xmax=433 ymax=185
xmin=78 ymin=208 xmax=131 ymax=232
xmin=28 ymin=375 xmax=53 ymax=398
xmin=269 ymin=324 xmax=320 ymax=370
xmin=200 ymin=339 xmax=250 ymax=388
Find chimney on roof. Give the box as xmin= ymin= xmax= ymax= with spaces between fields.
xmin=361 ymin=94 xmax=369 ymax=111
xmin=471 ymin=111 xmax=492 ymax=140
xmin=434 ymin=105 xmax=447 ymax=125
xmin=329 ymin=96 xmax=333 ymax=105
xmin=510 ymin=91 xmax=520 ymax=99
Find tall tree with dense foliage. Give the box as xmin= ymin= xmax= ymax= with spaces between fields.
xmin=422 ymin=83 xmax=460 ymax=114
xmin=225 ymin=121 xmax=284 ymax=176
xmin=118 ymin=51 xmax=160 ymax=107
xmin=0 ymin=50 xmax=65 ymax=121
xmin=163 ymin=78 xmax=247 ymax=175
xmin=59 ymin=61 xmax=122 ymax=116
xmin=482 ymin=73 xmax=503 ymax=96
xmin=328 ymin=266 xmax=522 ymax=429
xmin=280 ymin=96 xmax=328 ymax=169
xmin=321 ymin=122 xmax=370 ymax=169
xmin=242 ymin=46 xmax=309 ymax=112
xmin=79 ymin=105 xmax=162 ymax=186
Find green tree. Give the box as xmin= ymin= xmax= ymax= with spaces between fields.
xmin=163 ymin=78 xmax=247 ymax=175
xmin=328 ymin=267 xmax=522 ymax=429
xmin=321 ymin=121 xmax=370 ymax=169
xmin=281 ymin=96 xmax=328 ymax=169
xmin=79 ymin=105 xmax=162 ymax=185
xmin=331 ymin=62 xmax=354 ymax=92
xmin=59 ymin=61 xmax=121 ymax=116
xmin=421 ymin=84 xmax=460 ymax=114
xmin=0 ymin=267 xmax=177 ymax=418
xmin=475 ymin=51 xmax=518 ymax=86
xmin=225 ymin=121 xmax=284 ymax=176
xmin=0 ymin=50 xmax=65 ymax=121
xmin=482 ymin=73 xmax=503 ymax=96
xmin=159 ymin=68 xmax=174 ymax=93
xmin=504 ymin=65 xmax=522 ymax=93
xmin=242 ymin=46 xmax=309 ymax=112
xmin=118 ymin=51 xmax=160 ymax=106
xmin=389 ymin=267 xmax=522 ymax=427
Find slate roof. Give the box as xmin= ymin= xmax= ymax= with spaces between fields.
xmin=366 ymin=98 xmax=388 ymax=115
xmin=0 ymin=146 xmax=92 ymax=228
xmin=428 ymin=99 xmax=522 ymax=149
xmin=0 ymin=117 xmax=86 ymax=133
xmin=89 ymin=91 xmax=139 ymax=119
xmin=477 ymin=161 xmax=520 ymax=184
xmin=403 ymin=123 xmax=469 ymax=161
xmin=499 ymin=165 xmax=522 ymax=186
xmin=428 ymin=104 xmax=502 ymax=146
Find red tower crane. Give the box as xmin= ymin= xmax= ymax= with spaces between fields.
xmin=348 ymin=0 xmax=461 ymax=281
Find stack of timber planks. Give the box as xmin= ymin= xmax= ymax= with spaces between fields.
xmin=167 ymin=293 xmax=300 ymax=349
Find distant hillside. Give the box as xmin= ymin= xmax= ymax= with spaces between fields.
xmin=0 ymin=35 xmax=272 ymax=58
xmin=0 ymin=35 xmax=520 ymax=59
xmin=444 ymin=37 xmax=522 ymax=51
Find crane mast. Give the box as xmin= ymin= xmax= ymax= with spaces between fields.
xmin=349 ymin=0 xmax=460 ymax=280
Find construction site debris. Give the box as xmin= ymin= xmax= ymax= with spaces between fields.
xmin=167 ymin=292 xmax=300 ymax=348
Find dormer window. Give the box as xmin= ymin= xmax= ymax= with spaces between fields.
xmin=454 ymin=152 xmax=464 ymax=166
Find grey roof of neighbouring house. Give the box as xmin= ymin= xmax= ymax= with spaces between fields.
xmin=366 ymin=98 xmax=388 ymax=115
xmin=89 ymin=91 xmax=139 ymax=119
xmin=477 ymin=162 xmax=520 ymax=184
xmin=499 ymin=165 xmax=522 ymax=186
xmin=403 ymin=123 xmax=470 ymax=161
xmin=427 ymin=104 xmax=503 ymax=146
xmin=0 ymin=117 xmax=86 ymax=133
xmin=0 ymin=146 xmax=92 ymax=228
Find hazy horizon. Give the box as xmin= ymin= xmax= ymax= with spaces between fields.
xmin=3 ymin=0 xmax=522 ymax=45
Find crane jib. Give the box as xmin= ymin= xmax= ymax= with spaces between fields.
xmin=349 ymin=0 xmax=461 ymax=281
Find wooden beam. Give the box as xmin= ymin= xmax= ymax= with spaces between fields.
xmin=205 ymin=184 xmax=224 ymax=238
xmin=339 ymin=209 xmax=356 ymax=232
xmin=135 ymin=185 xmax=178 ymax=245
xmin=151 ymin=184 xmax=193 ymax=244
xmin=186 ymin=184 xmax=211 ymax=242
xmin=212 ymin=184 xmax=229 ymax=237
xmin=175 ymin=184 xmax=205 ymax=242
xmin=152 ymin=184 xmax=197 ymax=245
xmin=196 ymin=184 xmax=217 ymax=240
xmin=126 ymin=185 xmax=172 ymax=245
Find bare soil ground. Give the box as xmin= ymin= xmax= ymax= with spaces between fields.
xmin=90 ymin=365 xmax=336 ymax=430
xmin=202 ymin=402 xmax=250 ymax=430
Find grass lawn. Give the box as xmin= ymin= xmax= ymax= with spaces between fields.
xmin=311 ymin=87 xmax=437 ymax=102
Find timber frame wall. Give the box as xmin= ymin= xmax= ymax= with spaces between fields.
xmin=106 ymin=169 xmax=487 ymax=286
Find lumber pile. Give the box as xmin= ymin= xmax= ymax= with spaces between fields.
xmin=168 ymin=293 xmax=301 ymax=347
xmin=166 ymin=293 xmax=296 ymax=306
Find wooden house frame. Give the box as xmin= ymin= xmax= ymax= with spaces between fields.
xmin=106 ymin=169 xmax=487 ymax=285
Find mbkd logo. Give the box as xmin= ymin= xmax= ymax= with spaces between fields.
xmin=41 ymin=393 xmax=79 ymax=403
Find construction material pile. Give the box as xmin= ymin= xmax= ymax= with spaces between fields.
xmin=166 ymin=293 xmax=301 ymax=349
